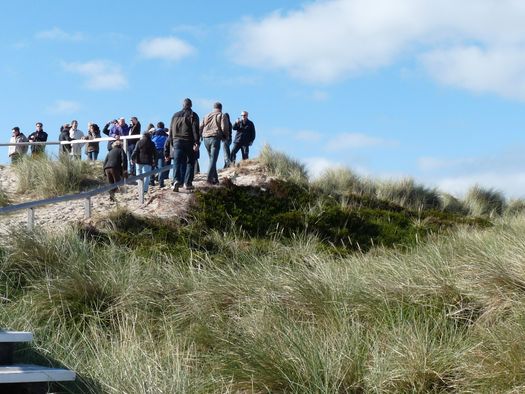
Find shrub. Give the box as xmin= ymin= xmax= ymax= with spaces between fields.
xmin=376 ymin=178 xmax=442 ymax=211
xmin=464 ymin=185 xmax=506 ymax=217
xmin=440 ymin=192 xmax=469 ymax=215
xmin=312 ymin=166 xmax=378 ymax=199
xmin=258 ymin=144 xmax=309 ymax=185
xmin=505 ymin=199 xmax=525 ymax=217
xmin=13 ymin=154 xmax=104 ymax=198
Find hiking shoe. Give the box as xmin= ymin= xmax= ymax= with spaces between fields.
xmin=185 ymin=185 xmax=195 ymax=191
xmin=172 ymin=182 xmax=181 ymax=192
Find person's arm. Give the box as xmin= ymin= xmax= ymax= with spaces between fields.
xmin=102 ymin=123 xmax=111 ymax=136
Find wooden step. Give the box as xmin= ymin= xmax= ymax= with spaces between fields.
xmin=0 ymin=331 xmax=33 ymax=343
xmin=0 ymin=364 xmax=75 ymax=384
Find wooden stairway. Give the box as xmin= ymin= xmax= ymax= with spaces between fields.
xmin=0 ymin=331 xmax=75 ymax=394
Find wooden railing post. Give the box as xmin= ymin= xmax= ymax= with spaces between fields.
xmin=27 ymin=208 xmax=34 ymax=230
xmin=84 ymin=197 xmax=92 ymax=219
xmin=137 ymin=179 xmax=144 ymax=205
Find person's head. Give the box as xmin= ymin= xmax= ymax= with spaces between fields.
xmin=118 ymin=117 xmax=126 ymax=126
xmin=12 ymin=127 xmax=20 ymax=135
xmin=71 ymin=120 xmax=78 ymax=128
xmin=240 ymin=111 xmax=248 ymax=121
xmin=183 ymin=98 xmax=192 ymax=109
xmin=130 ymin=116 xmax=138 ymax=124
xmin=156 ymin=121 xmax=165 ymax=129
xmin=142 ymin=131 xmax=151 ymax=140
xmin=113 ymin=139 xmax=122 ymax=148
xmin=90 ymin=123 xmax=100 ymax=133
xmin=35 ymin=122 xmax=43 ymax=130
xmin=213 ymin=102 xmax=222 ymax=112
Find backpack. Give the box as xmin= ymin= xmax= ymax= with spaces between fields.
xmin=216 ymin=112 xmax=232 ymax=141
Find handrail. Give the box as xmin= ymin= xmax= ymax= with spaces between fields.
xmin=0 ymin=134 xmax=141 ymax=147
xmin=0 ymin=164 xmax=174 ymax=230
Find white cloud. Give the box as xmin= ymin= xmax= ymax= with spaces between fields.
xmin=304 ymin=157 xmax=342 ymax=178
xmin=436 ymin=172 xmax=525 ymax=199
xmin=62 ymin=60 xmax=128 ymax=90
xmin=46 ymin=100 xmax=81 ymax=114
xmin=325 ymin=132 xmax=397 ymax=151
xmin=418 ymin=156 xmax=478 ymax=171
xmin=294 ymin=130 xmax=322 ymax=142
xmin=138 ymin=36 xmax=195 ymax=62
xmin=232 ymin=0 xmax=525 ymax=100
xmin=421 ymin=45 xmax=525 ymax=100
xmin=36 ymin=27 xmax=85 ymax=42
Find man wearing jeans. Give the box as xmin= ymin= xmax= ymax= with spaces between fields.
xmin=131 ymin=132 xmax=156 ymax=194
xmin=200 ymin=102 xmax=229 ymax=185
xmin=165 ymin=98 xmax=200 ymax=192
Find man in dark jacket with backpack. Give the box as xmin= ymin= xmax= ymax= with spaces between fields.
xmin=164 ymin=98 xmax=200 ymax=192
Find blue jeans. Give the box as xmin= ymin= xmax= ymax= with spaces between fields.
xmin=230 ymin=143 xmax=249 ymax=162
xmin=137 ymin=164 xmax=152 ymax=193
xmin=204 ymin=136 xmax=221 ymax=184
xmin=222 ymin=139 xmax=232 ymax=168
xmin=128 ymin=144 xmax=136 ymax=175
xmin=87 ymin=151 xmax=99 ymax=161
xmin=172 ymin=140 xmax=195 ymax=187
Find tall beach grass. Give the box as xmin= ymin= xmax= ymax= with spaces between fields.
xmin=13 ymin=154 xmax=103 ymax=198
xmin=2 ymin=212 xmax=525 ymax=391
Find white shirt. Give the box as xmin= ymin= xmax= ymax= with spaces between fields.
xmin=69 ymin=128 xmax=84 ymax=156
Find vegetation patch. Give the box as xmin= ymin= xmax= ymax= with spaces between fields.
xmin=191 ymin=179 xmax=490 ymax=253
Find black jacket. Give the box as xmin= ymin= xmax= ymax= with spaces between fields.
xmin=131 ymin=137 xmax=156 ymax=165
xmin=232 ymin=119 xmax=256 ymax=145
xmin=169 ymin=108 xmax=200 ymax=144
xmin=103 ymin=146 xmax=127 ymax=172
xmin=28 ymin=130 xmax=48 ymax=154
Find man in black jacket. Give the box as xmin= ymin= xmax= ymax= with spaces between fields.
xmin=103 ymin=139 xmax=128 ymax=202
xmin=28 ymin=122 xmax=48 ymax=156
xmin=230 ymin=111 xmax=256 ymax=164
xmin=164 ymin=98 xmax=200 ymax=192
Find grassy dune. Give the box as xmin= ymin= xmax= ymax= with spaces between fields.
xmin=0 ymin=212 xmax=524 ymax=392
xmin=1 ymin=148 xmax=524 ymax=392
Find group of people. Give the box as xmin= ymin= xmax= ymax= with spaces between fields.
xmin=8 ymin=98 xmax=256 ymax=200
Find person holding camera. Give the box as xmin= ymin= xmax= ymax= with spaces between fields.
xmin=230 ymin=111 xmax=255 ymax=164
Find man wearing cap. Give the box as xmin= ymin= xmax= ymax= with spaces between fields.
xmin=8 ymin=127 xmax=28 ymax=164
xmin=165 ymin=98 xmax=200 ymax=192
xmin=230 ymin=111 xmax=256 ymax=164
xmin=200 ymin=102 xmax=230 ymax=185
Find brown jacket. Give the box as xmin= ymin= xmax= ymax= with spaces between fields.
xmin=200 ymin=111 xmax=229 ymax=140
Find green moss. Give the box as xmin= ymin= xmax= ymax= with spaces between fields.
xmin=190 ymin=181 xmax=490 ymax=253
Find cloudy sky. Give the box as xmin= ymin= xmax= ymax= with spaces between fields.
xmin=2 ymin=0 xmax=525 ymax=197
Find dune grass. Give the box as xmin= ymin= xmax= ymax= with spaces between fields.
xmin=0 ymin=186 xmax=8 ymax=207
xmin=1 ymin=210 xmax=525 ymax=392
xmin=13 ymin=154 xmax=104 ymax=198
xmin=258 ymin=144 xmax=309 ymax=185
xmin=463 ymin=185 xmax=506 ymax=218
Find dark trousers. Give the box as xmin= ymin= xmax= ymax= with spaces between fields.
xmin=230 ymin=143 xmax=249 ymax=162
xmin=172 ymin=140 xmax=196 ymax=187
xmin=105 ymin=168 xmax=122 ymax=197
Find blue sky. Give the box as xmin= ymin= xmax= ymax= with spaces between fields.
xmin=2 ymin=0 xmax=525 ymax=197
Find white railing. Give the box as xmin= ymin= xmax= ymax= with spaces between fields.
xmin=0 ymin=165 xmax=174 ymax=230
xmin=0 ymin=134 xmax=142 ymax=153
